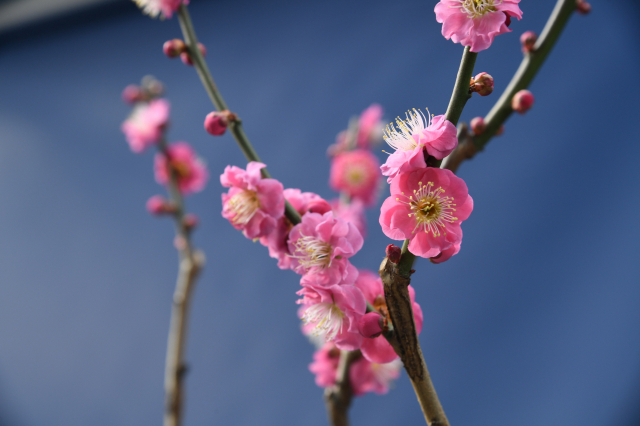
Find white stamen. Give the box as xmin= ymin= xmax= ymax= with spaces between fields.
xmin=228 ymin=189 xmax=260 ymax=225
xmin=452 ymin=0 xmax=501 ymax=19
xmin=302 ymin=302 xmax=345 ymax=341
xmin=396 ymin=181 xmax=458 ymax=237
xmin=291 ymin=233 xmax=333 ymax=272
xmin=383 ymin=108 xmax=432 ymax=153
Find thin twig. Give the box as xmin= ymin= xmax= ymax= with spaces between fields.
xmin=159 ymin=139 xmax=206 ymax=426
xmin=324 ymin=350 xmax=361 ymax=426
xmin=176 ymin=5 xmax=301 ymax=225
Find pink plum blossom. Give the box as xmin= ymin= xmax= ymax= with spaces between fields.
xmin=154 ymin=142 xmax=208 ymax=195
xmin=380 ymin=167 xmax=473 ymax=261
xmin=330 ymin=198 xmax=367 ymax=239
xmin=121 ymin=99 xmax=170 ymax=153
xmin=330 ymin=149 xmax=380 ymax=206
xmin=220 ymin=162 xmax=284 ymax=240
xmin=357 ymin=104 xmax=384 ymax=149
xmin=435 ymin=0 xmax=523 ymax=53
xmin=354 ymin=270 xmax=423 ymax=363
xmin=259 ymin=189 xmax=329 ymax=270
xmin=309 ymin=343 xmax=341 ymax=388
xmin=350 ymin=357 xmax=403 ymax=396
xmin=288 ymin=212 xmax=363 ymax=284
xmin=297 ymin=283 xmax=366 ymax=350
xmin=380 ymin=109 xmax=457 ymax=183
xmin=133 ymin=0 xmax=189 ymax=19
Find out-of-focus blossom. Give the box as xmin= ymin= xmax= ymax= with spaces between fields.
xmin=121 ymin=99 xmax=170 ymax=153
xmin=330 ymin=149 xmax=380 ymax=206
xmin=132 ymin=0 xmax=189 ymax=19
xmin=155 ymin=142 xmax=209 ymax=195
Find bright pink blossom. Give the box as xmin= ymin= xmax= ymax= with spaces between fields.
xmin=288 ymin=212 xmax=363 ymax=284
xmin=121 ymin=99 xmax=170 ymax=153
xmin=380 ymin=167 xmax=473 ymax=260
xmin=357 ymin=104 xmax=384 ymax=148
xmin=220 ymin=162 xmax=284 ymax=240
xmin=350 ymin=357 xmax=402 ymax=396
xmin=435 ymin=0 xmax=523 ymax=53
xmin=309 ymin=343 xmax=341 ymax=388
xmin=380 ymin=109 xmax=457 ymax=183
xmin=354 ymin=270 xmax=423 ymax=363
xmin=133 ymin=0 xmax=189 ymax=19
xmin=259 ymin=189 xmax=328 ymax=270
xmin=330 ymin=149 xmax=380 ymax=206
xmin=330 ymin=198 xmax=367 ymax=239
xmin=154 ymin=142 xmax=208 ymax=195
xmin=297 ymin=283 xmax=366 ymax=350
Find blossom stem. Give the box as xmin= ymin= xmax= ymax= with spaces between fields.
xmin=444 ymin=46 xmax=478 ymax=127
xmin=159 ymin=139 xmax=206 ymax=426
xmin=176 ymin=5 xmax=301 ymax=225
xmin=445 ymin=0 xmax=577 ymax=170
xmin=324 ymin=350 xmax=361 ymax=426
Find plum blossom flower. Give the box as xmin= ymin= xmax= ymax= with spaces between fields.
xmin=330 ymin=149 xmax=380 ymax=206
xmin=354 ymin=270 xmax=423 ymax=363
xmin=380 ymin=109 xmax=457 ymax=183
xmin=220 ymin=162 xmax=284 ymax=240
xmin=121 ymin=99 xmax=170 ymax=153
xmin=132 ymin=0 xmax=189 ymax=19
xmin=350 ymin=358 xmax=402 ymax=396
xmin=297 ymin=283 xmax=366 ymax=350
xmin=154 ymin=142 xmax=208 ymax=195
xmin=331 ymin=198 xmax=367 ymax=239
xmin=288 ymin=212 xmax=363 ymax=284
xmin=435 ymin=0 xmax=523 ymax=53
xmin=380 ymin=167 xmax=473 ymax=260
xmin=259 ymin=189 xmax=329 ymax=270
xmin=309 ymin=343 xmax=341 ymax=388
xmin=357 ymin=104 xmax=384 ymax=149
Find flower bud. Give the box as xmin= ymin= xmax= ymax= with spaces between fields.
xmin=146 ymin=195 xmax=174 ymax=215
xmin=511 ymin=89 xmax=535 ymax=114
xmin=358 ymin=312 xmax=383 ymax=338
xmin=576 ymin=0 xmax=591 ymax=14
xmin=204 ymin=110 xmax=237 ymax=136
xmin=470 ymin=72 xmax=494 ymax=96
xmin=495 ymin=124 xmax=505 ymax=136
xmin=386 ymin=244 xmax=402 ymax=264
xmin=305 ymin=199 xmax=332 ymax=215
xmin=470 ymin=117 xmax=486 ymax=136
xmin=163 ymin=39 xmax=186 ymax=58
xmin=520 ymin=31 xmax=537 ymax=53
xmin=180 ymin=43 xmax=207 ymax=66
xmin=122 ymin=84 xmax=143 ymax=104
xmin=184 ymin=213 xmax=199 ymax=231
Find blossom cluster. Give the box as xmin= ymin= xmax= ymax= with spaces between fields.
xmin=219 ymin=105 xmax=412 ymax=396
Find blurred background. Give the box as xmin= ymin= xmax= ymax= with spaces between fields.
xmin=0 ymin=0 xmax=639 ymax=425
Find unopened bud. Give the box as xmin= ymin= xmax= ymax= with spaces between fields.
xmin=305 ymin=199 xmax=332 ymax=215
xmin=386 ymin=244 xmax=402 ymax=264
xmin=122 ymin=84 xmax=143 ymax=104
xmin=495 ymin=124 xmax=505 ymax=136
xmin=204 ymin=110 xmax=237 ymax=136
xmin=511 ymin=89 xmax=535 ymax=114
xmin=470 ymin=72 xmax=494 ymax=96
xmin=520 ymin=31 xmax=537 ymax=53
xmin=470 ymin=117 xmax=486 ymax=136
xmin=576 ymin=0 xmax=591 ymax=14
xmin=184 ymin=213 xmax=199 ymax=231
xmin=180 ymin=43 xmax=207 ymax=66
xmin=358 ymin=312 xmax=383 ymax=338
xmin=146 ymin=195 xmax=174 ymax=216
xmin=163 ymin=39 xmax=186 ymax=58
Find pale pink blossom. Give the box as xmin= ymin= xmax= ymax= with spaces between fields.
xmin=259 ymin=189 xmax=329 ymax=270
xmin=354 ymin=270 xmax=423 ymax=363
xmin=288 ymin=212 xmax=363 ymax=284
xmin=380 ymin=109 xmax=457 ymax=183
xmin=133 ymin=0 xmax=189 ymax=19
xmin=297 ymin=283 xmax=366 ymax=350
xmin=357 ymin=104 xmax=384 ymax=149
xmin=121 ymin=99 xmax=170 ymax=153
xmin=220 ymin=162 xmax=284 ymax=240
xmin=380 ymin=167 xmax=473 ymax=260
xmin=330 ymin=149 xmax=380 ymax=206
xmin=435 ymin=0 xmax=523 ymax=52
xmin=154 ymin=142 xmax=208 ymax=195
xmin=350 ymin=358 xmax=402 ymax=396
xmin=330 ymin=198 xmax=367 ymax=239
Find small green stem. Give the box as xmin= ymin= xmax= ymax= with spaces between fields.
xmin=176 ymin=5 xmax=301 ymax=225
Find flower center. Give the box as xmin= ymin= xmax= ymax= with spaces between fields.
xmin=228 ymin=189 xmax=260 ymax=225
xmin=292 ymin=234 xmax=333 ymax=272
xmin=383 ymin=108 xmax=432 ymax=153
xmin=346 ymin=167 xmax=365 ymax=186
xmin=457 ymin=0 xmax=499 ymax=18
xmin=397 ymin=181 xmax=458 ymax=237
xmin=302 ymin=302 xmax=345 ymax=341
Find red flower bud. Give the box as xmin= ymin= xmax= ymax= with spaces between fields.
xmin=386 ymin=244 xmax=402 ymax=264
xmin=180 ymin=43 xmax=207 ymax=66
xmin=511 ymin=89 xmax=535 ymax=114
xmin=163 ymin=39 xmax=186 ymax=58
xmin=470 ymin=117 xmax=486 ymax=136
xmin=122 ymin=84 xmax=143 ymax=104
xmin=520 ymin=31 xmax=537 ymax=53
xmin=470 ymin=72 xmax=494 ymax=96
xmin=576 ymin=0 xmax=591 ymax=14
xmin=184 ymin=213 xmax=199 ymax=231
xmin=146 ymin=195 xmax=175 ymax=216
xmin=358 ymin=312 xmax=383 ymax=338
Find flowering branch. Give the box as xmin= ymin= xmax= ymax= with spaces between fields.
xmin=175 ymin=4 xmax=301 ymax=225
xmin=324 ymin=350 xmax=361 ymax=426
xmin=159 ymin=138 xmax=206 ymax=426
xmin=442 ymin=0 xmax=578 ymax=171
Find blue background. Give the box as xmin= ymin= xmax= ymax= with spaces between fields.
xmin=0 ymin=0 xmax=639 ymax=425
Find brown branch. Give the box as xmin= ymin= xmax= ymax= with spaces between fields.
xmin=324 ymin=350 xmax=361 ymax=426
